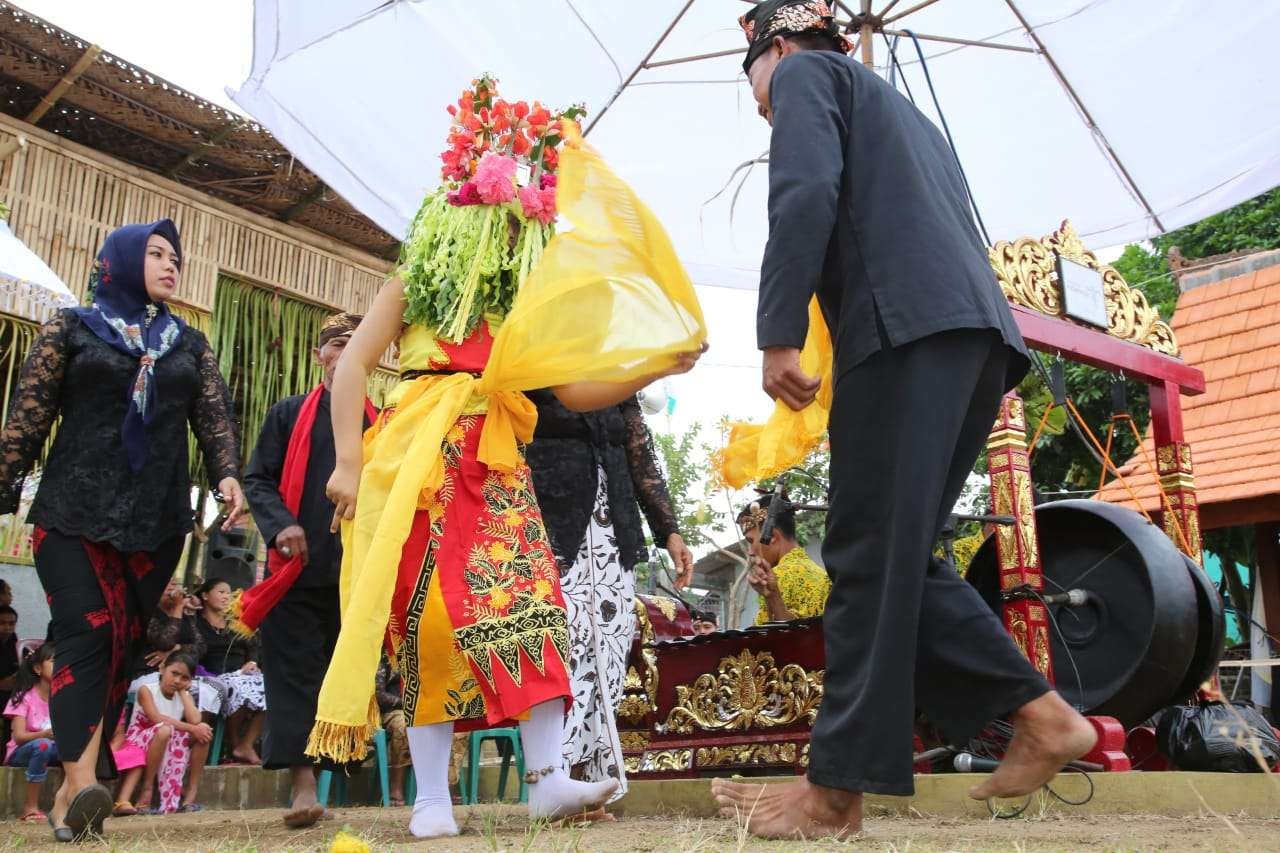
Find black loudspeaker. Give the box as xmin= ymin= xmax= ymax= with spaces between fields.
xmin=202 ymin=525 xmax=259 ymax=590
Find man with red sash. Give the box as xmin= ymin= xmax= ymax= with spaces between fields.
xmin=242 ymin=312 xmax=375 ymax=828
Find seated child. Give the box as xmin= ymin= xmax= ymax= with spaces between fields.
xmin=114 ymin=652 xmax=212 ymax=814
xmin=3 ymin=642 xmax=56 ymax=823
xmin=109 ymin=708 xmax=146 ymax=817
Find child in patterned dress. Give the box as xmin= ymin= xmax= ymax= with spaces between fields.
xmin=114 ymin=652 xmax=211 ymax=814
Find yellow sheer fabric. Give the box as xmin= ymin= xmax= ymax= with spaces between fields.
xmin=715 ymin=298 xmax=833 ymax=488
xmin=308 ymin=123 xmax=708 ymax=763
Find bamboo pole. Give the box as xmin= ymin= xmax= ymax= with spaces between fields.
xmin=25 ymin=45 xmax=102 ymax=124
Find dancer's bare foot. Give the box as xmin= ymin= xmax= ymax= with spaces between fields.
xmin=711 ymin=778 xmax=861 ymax=840
xmin=283 ymin=788 xmax=324 ymax=829
xmin=969 ymin=691 xmax=1097 ymax=800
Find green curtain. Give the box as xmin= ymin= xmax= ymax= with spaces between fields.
xmin=211 ymin=275 xmax=329 ymax=467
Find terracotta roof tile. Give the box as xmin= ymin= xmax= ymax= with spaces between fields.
xmin=1097 ymin=261 xmax=1280 ymax=518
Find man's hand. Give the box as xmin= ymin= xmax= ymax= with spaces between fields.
xmin=666 ymin=533 xmax=694 ymax=589
xmin=190 ymin=722 xmax=214 ymax=744
xmin=762 ymin=346 xmax=820 ymax=411
xmin=241 ymin=661 xmax=259 ymax=674
xmin=274 ymin=524 xmax=309 ymax=565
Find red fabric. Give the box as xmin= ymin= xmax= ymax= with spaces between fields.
xmin=233 ymin=386 xmax=377 ymax=633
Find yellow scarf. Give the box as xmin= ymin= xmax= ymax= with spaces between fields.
xmin=307 ymin=123 xmax=706 ymax=763
xmin=714 ymin=298 xmax=833 ymax=488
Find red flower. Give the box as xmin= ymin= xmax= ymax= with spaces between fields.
xmin=540 ymin=173 xmax=557 ymax=191
xmin=447 ymin=181 xmax=482 ymax=206
xmin=513 ymin=101 xmax=530 ymax=120
xmin=542 ymin=146 xmax=559 ymax=171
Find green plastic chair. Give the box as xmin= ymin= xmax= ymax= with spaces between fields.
xmin=317 ymin=728 xmax=391 ymax=808
xmin=206 ymin=715 xmax=224 ymax=767
xmin=460 ymin=727 xmax=525 ymax=805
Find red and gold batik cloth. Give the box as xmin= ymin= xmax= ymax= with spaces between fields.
xmin=384 ymin=325 xmax=570 ymax=730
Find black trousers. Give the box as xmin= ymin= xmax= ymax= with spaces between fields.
xmin=260 ymin=584 xmax=341 ymax=769
xmin=808 ymin=329 xmax=1050 ymax=795
xmin=33 ymin=527 xmax=183 ymax=773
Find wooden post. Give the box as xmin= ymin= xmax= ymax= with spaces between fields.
xmin=986 ymin=392 xmax=1055 ymax=683
xmin=1149 ymin=380 xmax=1203 ymax=562
xmin=1255 ymin=524 xmax=1280 ymax=644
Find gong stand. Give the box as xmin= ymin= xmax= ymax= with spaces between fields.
xmin=987 ymin=221 xmax=1207 ymax=772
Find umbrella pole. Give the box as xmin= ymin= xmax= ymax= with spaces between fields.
xmin=860 ymin=1 xmax=874 ymax=67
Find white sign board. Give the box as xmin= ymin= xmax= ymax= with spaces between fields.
xmin=1057 ymin=257 xmax=1109 ymax=329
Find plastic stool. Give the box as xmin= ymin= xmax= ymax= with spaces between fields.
xmin=461 ymin=727 xmax=525 ymax=805
xmin=206 ymin=716 xmax=224 ymax=767
xmin=318 ymin=729 xmax=391 ymax=808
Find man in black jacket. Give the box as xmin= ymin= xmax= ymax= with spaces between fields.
xmin=711 ymin=1 xmax=1095 ymax=839
xmin=244 ymin=312 xmax=367 ymax=828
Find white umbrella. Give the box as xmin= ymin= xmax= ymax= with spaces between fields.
xmin=231 ymin=0 xmax=1280 ymax=289
xmin=0 ymin=218 xmax=78 ymax=321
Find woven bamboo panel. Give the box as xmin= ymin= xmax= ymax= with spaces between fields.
xmin=0 ymin=118 xmax=391 ymax=317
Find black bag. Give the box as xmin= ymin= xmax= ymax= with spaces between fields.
xmin=1156 ymin=702 xmax=1280 ymax=772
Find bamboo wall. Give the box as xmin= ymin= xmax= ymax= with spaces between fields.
xmin=0 ymin=112 xmax=393 ymax=316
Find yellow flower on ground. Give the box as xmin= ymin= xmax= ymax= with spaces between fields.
xmin=487 ymin=541 xmax=516 ymax=563
xmin=330 ymin=831 xmax=371 ymax=853
xmin=488 ymin=585 xmax=513 ymax=609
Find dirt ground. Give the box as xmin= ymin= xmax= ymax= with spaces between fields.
xmin=4 ymin=806 xmax=1278 ymax=852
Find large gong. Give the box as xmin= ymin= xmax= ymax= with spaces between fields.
xmin=967 ymin=500 xmax=1201 ymax=728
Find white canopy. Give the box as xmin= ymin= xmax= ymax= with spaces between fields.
xmin=0 ymin=219 xmax=78 ymax=321
xmin=232 ymin=0 xmax=1280 ymax=289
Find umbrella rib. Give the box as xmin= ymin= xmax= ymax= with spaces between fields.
xmin=883 ymin=0 xmax=942 ymax=26
xmin=881 ymin=28 xmax=1036 ymax=53
xmin=563 ymin=1 xmax=623 ymax=85
xmin=583 ymin=0 xmax=697 ymax=136
xmin=1005 ymin=0 xmax=1166 ymax=233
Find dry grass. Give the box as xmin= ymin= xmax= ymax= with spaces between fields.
xmin=3 ymin=806 xmax=1279 ymax=852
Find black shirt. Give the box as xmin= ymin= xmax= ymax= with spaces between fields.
xmin=243 ymin=390 xmax=361 ymax=588
xmin=524 ymin=393 xmax=679 ymax=572
xmin=196 ymin=614 xmax=258 ymax=675
xmin=0 ymin=310 xmax=240 ymax=552
xmin=758 ymin=51 xmax=1027 ymax=383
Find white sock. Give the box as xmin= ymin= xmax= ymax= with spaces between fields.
xmin=520 ymin=700 xmax=618 ymax=821
xmin=405 ymin=723 xmax=459 ymax=838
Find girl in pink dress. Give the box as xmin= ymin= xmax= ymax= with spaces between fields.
xmin=4 ymin=643 xmax=56 ymax=823
xmin=114 ymin=652 xmax=211 ymax=814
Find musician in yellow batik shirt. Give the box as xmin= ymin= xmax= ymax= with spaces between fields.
xmin=737 ymin=494 xmax=830 ymax=624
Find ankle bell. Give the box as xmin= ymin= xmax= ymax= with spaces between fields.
xmin=522 ymin=766 xmax=555 ymax=785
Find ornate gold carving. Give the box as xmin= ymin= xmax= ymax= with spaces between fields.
xmin=1007 ymin=397 xmax=1025 ymax=429
xmin=618 ymin=731 xmax=650 ymax=751
xmin=800 ymin=743 xmax=810 ymax=768
xmin=1180 ymin=445 xmax=1192 ymax=470
xmin=660 ymin=650 xmax=824 ymax=735
xmin=695 ymin=742 xmax=800 ymax=767
xmin=652 ymin=596 xmax=678 ymax=622
xmin=1157 ymin=445 xmax=1176 ymax=473
xmin=1012 ymin=468 xmax=1039 ymax=567
xmin=618 ymin=600 xmax=660 ymax=724
xmin=1009 ymin=613 xmax=1029 ymax=660
xmin=989 ymin=219 xmax=1178 ymax=355
xmin=628 ymin=749 xmax=692 ymax=772
xmin=991 ymin=471 xmax=1016 ymax=569
xmin=1033 ymin=625 xmax=1051 ymax=676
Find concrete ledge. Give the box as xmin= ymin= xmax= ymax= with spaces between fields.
xmin=614 ymin=773 xmax=1280 ymax=820
xmin=9 ymin=767 xmax=1279 ymax=821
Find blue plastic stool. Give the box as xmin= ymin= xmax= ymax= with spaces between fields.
xmin=318 ymin=729 xmax=391 ymax=808
xmin=460 ymin=727 xmax=525 ymax=805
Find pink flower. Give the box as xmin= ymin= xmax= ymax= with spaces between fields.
xmin=539 ymin=173 xmax=557 ymax=191
xmin=447 ymin=181 xmax=482 ymax=206
xmin=473 ymin=153 xmax=518 ymax=204
xmin=519 ymin=184 xmax=556 ymax=225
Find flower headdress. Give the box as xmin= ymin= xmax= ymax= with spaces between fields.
xmin=399 ymin=76 xmax=585 ymax=343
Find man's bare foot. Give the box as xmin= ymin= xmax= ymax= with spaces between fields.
xmin=554 ymin=806 xmax=617 ymax=826
xmin=711 ymin=778 xmax=861 ymax=840
xmin=284 ymin=788 xmax=324 ymax=829
xmin=969 ymin=691 xmax=1097 ymax=800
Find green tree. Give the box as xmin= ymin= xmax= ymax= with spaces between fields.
xmin=650 ymin=423 xmax=725 ymax=549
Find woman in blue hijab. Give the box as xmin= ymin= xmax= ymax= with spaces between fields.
xmin=0 ymin=219 xmax=244 ymax=841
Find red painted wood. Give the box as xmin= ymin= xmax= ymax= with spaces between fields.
xmin=1011 ymin=307 xmax=1205 ymax=395
xmin=1082 ymin=716 xmax=1132 ymax=772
